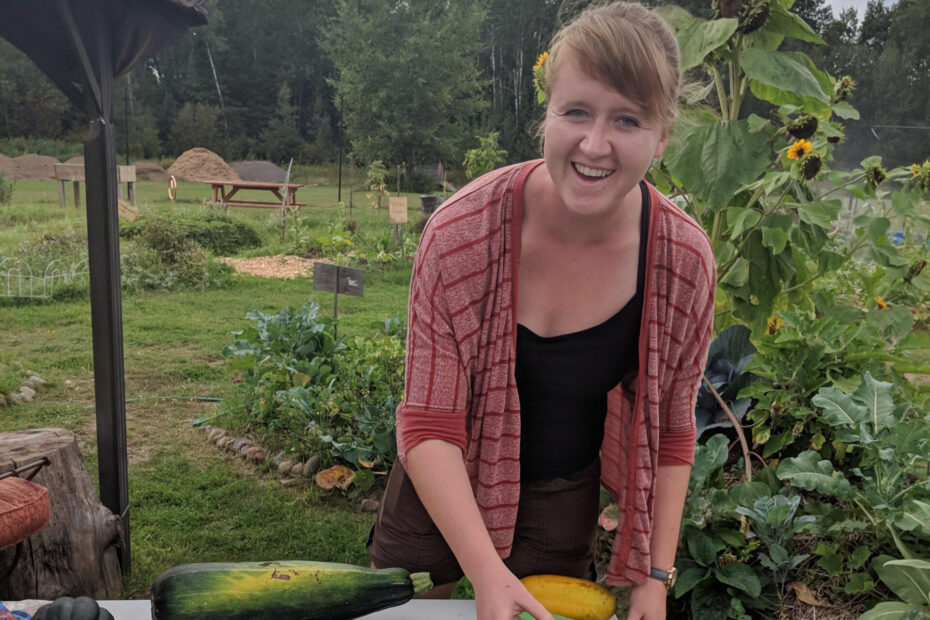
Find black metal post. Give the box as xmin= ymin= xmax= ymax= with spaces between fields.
xmin=81 ymin=9 xmax=130 ymax=574
xmin=337 ymin=96 xmax=344 ymax=203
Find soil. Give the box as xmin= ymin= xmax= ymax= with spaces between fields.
xmin=132 ymin=161 xmax=170 ymax=182
xmin=234 ymin=160 xmax=288 ymax=183
xmin=0 ymin=153 xmax=15 ymax=179
xmin=167 ymin=147 xmax=239 ymax=182
xmin=219 ymin=254 xmax=322 ymax=279
xmin=64 ymin=156 xmax=83 ymax=165
xmin=11 ymin=154 xmax=60 ymax=181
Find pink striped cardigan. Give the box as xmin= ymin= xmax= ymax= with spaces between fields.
xmin=395 ymin=160 xmax=716 ymax=586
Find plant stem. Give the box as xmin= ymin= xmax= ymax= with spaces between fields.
xmin=711 ymin=65 xmax=730 ymax=120
xmin=702 ymin=374 xmax=753 ymax=482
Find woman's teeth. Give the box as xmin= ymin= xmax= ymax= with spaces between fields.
xmin=574 ymin=163 xmax=614 ymax=179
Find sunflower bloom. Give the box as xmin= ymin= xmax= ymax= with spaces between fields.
xmin=534 ymin=51 xmax=549 ymax=70
xmin=875 ymin=296 xmax=888 ymax=310
xmin=787 ymin=139 xmax=812 ymax=160
xmin=911 ymin=163 xmax=922 ymax=176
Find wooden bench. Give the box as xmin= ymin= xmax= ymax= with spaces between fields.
xmin=54 ymin=164 xmax=136 ymax=209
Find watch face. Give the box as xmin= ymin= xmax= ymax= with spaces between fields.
xmin=667 ymin=567 xmax=678 ymax=588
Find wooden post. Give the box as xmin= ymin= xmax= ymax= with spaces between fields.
xmin=0 ymin=428 xmax=122 ymax=600
xmin=57 ymin=180 xmax=66 ymax=209
xmin=73 ymin=181 xmax=81 ymax=209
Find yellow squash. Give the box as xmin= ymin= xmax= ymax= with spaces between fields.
xmin=520 ymin=574 xmax=616 ymax=620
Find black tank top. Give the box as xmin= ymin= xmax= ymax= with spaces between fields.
xmin=516 ymin=182 xmax=649 ymax=480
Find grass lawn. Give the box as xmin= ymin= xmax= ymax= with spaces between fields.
xmin=0 ymin=179 xmax=421 ymax=598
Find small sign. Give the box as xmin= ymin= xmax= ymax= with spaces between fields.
xmin=313 ymin=262 xmax=365 ymax=297
xmin=388 ymin=197 xmax=408 ymax=224
xmin=118 ymin=199 xmax=139 ymax=222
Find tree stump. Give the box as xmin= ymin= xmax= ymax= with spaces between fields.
xmin=0 ymin=428 xmax=122 ymax=599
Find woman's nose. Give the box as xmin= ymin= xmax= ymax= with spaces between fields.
xmin=580 ymin=119 xmax=611 ymax=157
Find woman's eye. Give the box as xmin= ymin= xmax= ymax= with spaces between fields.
xmin=617 ymin=116 xmax=641 ymax=128
xmin=564 ymin=108 xmax=586 ymax=117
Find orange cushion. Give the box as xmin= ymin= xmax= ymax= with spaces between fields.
xmin=0 ymin=477 xmax=50 ymax=549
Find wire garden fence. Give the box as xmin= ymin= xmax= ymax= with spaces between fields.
xmin=0 ymin=257 xmax=89 ymax=299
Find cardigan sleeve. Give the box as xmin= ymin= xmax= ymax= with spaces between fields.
xmin=657 ymin=232 xmax=716 ymax=466
xmin=395 ymin=224 xmax=469 ymax=466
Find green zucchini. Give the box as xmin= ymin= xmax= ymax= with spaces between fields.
xmin=150 ymin=560 xmax=432 ymax=620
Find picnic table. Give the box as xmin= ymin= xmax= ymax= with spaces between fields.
xmin=204 ymin=179 xmax=306 ymax=211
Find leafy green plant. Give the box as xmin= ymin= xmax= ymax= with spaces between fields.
xmin=463 ymin=132 xmax=507 ymax=180
xmin=742 ymin=301 xmax=928 ymax=460
xmin=366 ymin=160 xmax=389 ymax=209
xmin=860 ymin=557 xmax=930 ymax=620
xmin=672 ymin=523 xmax=769 ymax=620
xmin=775 ymin=372 xmax=930 ymax=558
xmin=696 ymin=324 xmax=757 ymax=438
xmin=735 ymin=493 xmax=816 ymax=604
xmin=221 ymin=298 xmax=406 ymax=472
xmin=0 ymin=171 xmax=14 ymax=205
xmin=653 ymin=4 xmax=928 ymax=332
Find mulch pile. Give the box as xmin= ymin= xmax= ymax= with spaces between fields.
xmin=167 ymin=147 xmax=239 ymax=182
xmin=4 ymin=154 xmax=60 ymax=181
xmin=0 ymin=154 xmax=15 ymax=180
xmin=233 ymin=160 xmax=287 ymax=183
xmin=133 ymin=161 xmax=170 ymax=182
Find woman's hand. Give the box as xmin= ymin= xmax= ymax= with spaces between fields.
xmin=626 ymin=578 xmax=668 ymax=620
xmin=471 ymin=563 xmax=554 ymax=620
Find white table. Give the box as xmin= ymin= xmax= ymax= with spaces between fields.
xmin=99 ymin=599 xmax=476 ymax=618
xmin=8 ymin=599 xmax=620 ymax=619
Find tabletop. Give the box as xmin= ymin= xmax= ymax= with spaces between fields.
xmin=202 ymin=179 xmax=303 ymax=190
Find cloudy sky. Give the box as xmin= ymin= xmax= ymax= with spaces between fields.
xmin=824 ymin=0 xmax=892 ymax=18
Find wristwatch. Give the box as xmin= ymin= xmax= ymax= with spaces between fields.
xmin=649 ymin=566 xmax=677 ymax=590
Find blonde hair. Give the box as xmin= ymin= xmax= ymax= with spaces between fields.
xmin=544 ymin=2 xmax=681 ymax=129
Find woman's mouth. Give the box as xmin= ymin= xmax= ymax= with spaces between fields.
xmin=573 ymin=162 xmax=615 ymax=179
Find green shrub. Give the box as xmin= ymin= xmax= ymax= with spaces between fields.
xmin=220 ymin=299 xmax=407 ymax=473
xmin=0 ymin=172 xmax=13 ymax=205
xmin=121 ymin=212 xmax=262 ymax=256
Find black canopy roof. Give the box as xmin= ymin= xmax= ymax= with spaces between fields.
xmin=0 ymin=0 xmax=207 ymax=575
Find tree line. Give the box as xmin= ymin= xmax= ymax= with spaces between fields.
xmin=0 ymin=0 xmax=926 ymax=172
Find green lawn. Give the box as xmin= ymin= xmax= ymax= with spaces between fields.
xmin=0 ymin=180 xmax=419 ymax=597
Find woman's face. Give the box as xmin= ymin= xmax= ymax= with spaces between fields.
xmin=543 ymin=55 xmax=668 ymax=219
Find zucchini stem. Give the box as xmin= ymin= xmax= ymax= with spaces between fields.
xmin=410 ymin=572 xmax=433 ymax=596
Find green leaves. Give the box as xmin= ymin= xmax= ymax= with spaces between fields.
xmin=812 ymin=372 xmax=898 ymax=435
xmin=776 ymin=451 xmax=853 ymax=498
xmin=714 ymin=562 xmax=762 ymax=598
xmin=870 ymin=555 xmax=930 ymax=610
xmin=663 ymin=114 xmax=772 ymax=209
xmin=655 ymin=6 xmax=738 ymax=71
xmin=742 ymin=49 xmax=830 ymax=111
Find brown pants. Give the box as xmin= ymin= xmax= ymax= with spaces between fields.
xmin=367 ymin=458 xmax=601 ymax=585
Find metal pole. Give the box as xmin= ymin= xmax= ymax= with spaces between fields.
xmin=337 ymin=96 xmax=344 ymax=203
xmin=333 ymin=266 xmax=339 ymax=341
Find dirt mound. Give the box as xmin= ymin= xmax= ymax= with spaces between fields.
xmin=132 ymin=161 xmax=170 ymax=182
xmin=167 ymin=147 xmax=239 ymax=182
xmin=234 ymin=160 xmax=288 ymax=183
xmin=64 ymin=156 xmax=84 ymax=165
xmin=0 ymin=154 xmax=16 ymax=180
xmin=12 ymin=154 xmax=60 ymax=181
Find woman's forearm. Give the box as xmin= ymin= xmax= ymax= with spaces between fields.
xmin=649 ymin=464 xmax=691 ymax=570
xmin=405 ymin=439 xmax=506 ymax=582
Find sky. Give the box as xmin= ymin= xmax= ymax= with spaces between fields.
xmin=824 ymin=0 xmax=892 ymax=19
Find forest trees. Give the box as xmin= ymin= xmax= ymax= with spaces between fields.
xmin=0 ymin=0 xmax=927 ymax=173
xmin=323 ymin=0 xmax=487 ymax=168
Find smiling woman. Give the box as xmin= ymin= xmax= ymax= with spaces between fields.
xmin=365 ymin=4 xmax=716 ymax=620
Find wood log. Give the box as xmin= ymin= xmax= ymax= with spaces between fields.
xmin=0 ymin=428 xmax=122 ymax=599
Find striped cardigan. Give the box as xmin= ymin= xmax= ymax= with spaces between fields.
xmin=395 ymin=160 xmax=716 ymax=586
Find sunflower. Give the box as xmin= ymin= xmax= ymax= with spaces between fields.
xmin=787 ymin=139 xmax=812 ymax=160
xmin=533 ymin=51 xmax=549 ymax=103
xmin=911 ymin=163 xmax=922 ymax=176
xmin=875 ymin=296 xmax=888 ymax=310
xmin=534 ymin=51 xmax=549 ymax=70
